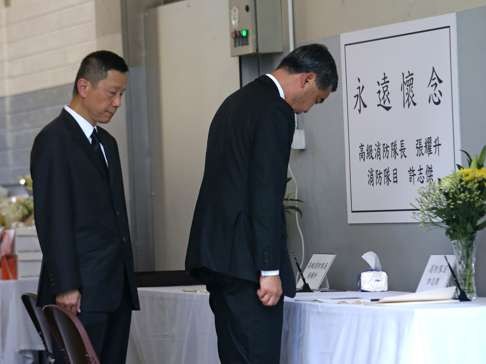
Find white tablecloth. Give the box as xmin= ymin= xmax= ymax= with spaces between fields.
xmin=129 ymin=288 xmax=486 ymax=364
xmin=282 ymin=293 xmax=486 ymax=364
xmin=0 ymin=278 xmax=43 ymax=364
xmin=128 ymin=286 xmax=218 ymax=364
xmin=6 ymin=281 xmax=486 ymax=364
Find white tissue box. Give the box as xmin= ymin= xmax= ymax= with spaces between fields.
xmin=360 ymin=271 xmax=388 ymax=292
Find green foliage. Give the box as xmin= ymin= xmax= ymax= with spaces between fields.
xmin=460 ymin=145 xmax=486 ymax=169
xmin=415 ymin=146 xmax=486 ymax=241
xmin=284 ymin=177 xmax=303 ymax=217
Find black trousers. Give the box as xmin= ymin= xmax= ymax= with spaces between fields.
xmin=206 ymin=274 xmax=284 ymax=364
xmin=78 ymin=283 xmax=132 ymax=363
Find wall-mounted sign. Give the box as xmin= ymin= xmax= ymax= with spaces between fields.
xmin=341 ymin=14 xmax=461 ymax=223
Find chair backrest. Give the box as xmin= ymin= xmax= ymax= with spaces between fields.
xmin=21 ymin=293 xmax=56 ymax=362
xmin=43 ymin=305 xmax=100 ymax=364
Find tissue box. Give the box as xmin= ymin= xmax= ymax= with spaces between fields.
xmin=360 ymin=271 xmax=388 ymax=292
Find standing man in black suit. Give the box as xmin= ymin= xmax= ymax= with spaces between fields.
xmin=30 ymin=50 xmax=140 ymax=363
xmin=186 ymin=44 xmax=338 ymax=363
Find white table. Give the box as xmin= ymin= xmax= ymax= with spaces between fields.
xmin=282 ymin=292 xmax=486 ymax=364
xmin=128 ymin=287 xmax=486 ymax=364
xmin=128 ymin=286 xmax=218 ymax=364
xmin=0 ymin=278 xmax=43 ymax=364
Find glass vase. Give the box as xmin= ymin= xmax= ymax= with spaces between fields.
xmin=451 ymin=235 xmax=478 ymax=300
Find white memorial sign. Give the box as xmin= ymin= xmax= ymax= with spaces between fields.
xmin=416 ymin=254 xmax=455 ymax=292
xmin=297 ymin=254 xmax=335 ymax=290
xmin=341 ymin=14 xmax=461 ymax=223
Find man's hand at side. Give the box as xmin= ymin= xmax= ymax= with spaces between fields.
xmin=257 ymin=276 xmax=283 ymax=306
xmin=56 ymin=289 xmax=81 ymax=315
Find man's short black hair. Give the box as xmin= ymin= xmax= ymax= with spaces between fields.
xmin=73 ymin=50 xmax=128 ymax=95
xmin=277 ymin=43 xmax=338 ymax=92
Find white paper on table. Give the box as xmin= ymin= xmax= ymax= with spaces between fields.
xmin=294 ymin=291 xmax=405 ymax=304
xmin=376 ymin=286 xmax=456 ymax=303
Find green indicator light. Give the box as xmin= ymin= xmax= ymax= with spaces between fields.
xmin=241 ymin=29 xmax=248 ymax=37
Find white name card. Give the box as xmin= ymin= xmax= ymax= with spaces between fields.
xmin=416 ymin=254 xmax=455 ymax=292
xmin=297 ymin=254 xmax=336 ymax=290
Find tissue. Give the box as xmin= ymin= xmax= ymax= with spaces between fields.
xmin=360 ymin=251 xmax=388 ymax=292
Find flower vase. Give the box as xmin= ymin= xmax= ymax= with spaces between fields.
xmin=451 ymin=235 xmax=478 ymax=300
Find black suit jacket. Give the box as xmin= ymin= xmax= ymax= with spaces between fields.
xmin=30 ymin=109 xmax=140 ymax=312
xmin=186 ymin=76 xmax=296 ymax=297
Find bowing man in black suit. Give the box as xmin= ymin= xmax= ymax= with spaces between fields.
xmin=186 ymin=44 xmax=338 ymax=363
xmin=30 ymin=50 xmax=140 ymax=363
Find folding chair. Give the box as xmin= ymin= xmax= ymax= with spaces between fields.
xmin=43 ymin=305 xmax=100 ymax=364
xmin=21 ymin=293 xmax=58 ymax=363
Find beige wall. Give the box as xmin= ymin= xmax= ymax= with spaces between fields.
xmin=95 ymin=0 xmax=123 ymax=52
xmin=93 ymin=0 xmax=130 ymax=206
xmin=0 ymin=6 xmax=6 ymax=97
xmin=1 ymin=0 xmax=96 ymax=96
xmin=0 ymin=0 xmax=130 ymax=210
xmin=0 ymin=0 xmax=125 ymax=95
xmin=148 ymin=0 xmax=239 ymax=270
xmin=294 ymin=0 xmax=486 ymax=42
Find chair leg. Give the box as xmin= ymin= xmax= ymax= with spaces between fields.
xmin=38 ymin=350 xmax=44 ymax=364
xmin=35 ymin=348 xmax=64 ymax=364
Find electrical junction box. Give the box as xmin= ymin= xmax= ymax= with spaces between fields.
xmin=229 ymin=0 xmax=284 ymax=57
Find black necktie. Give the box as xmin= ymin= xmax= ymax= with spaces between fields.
xmin=90 ymin=128 xmax=108 ymax=173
